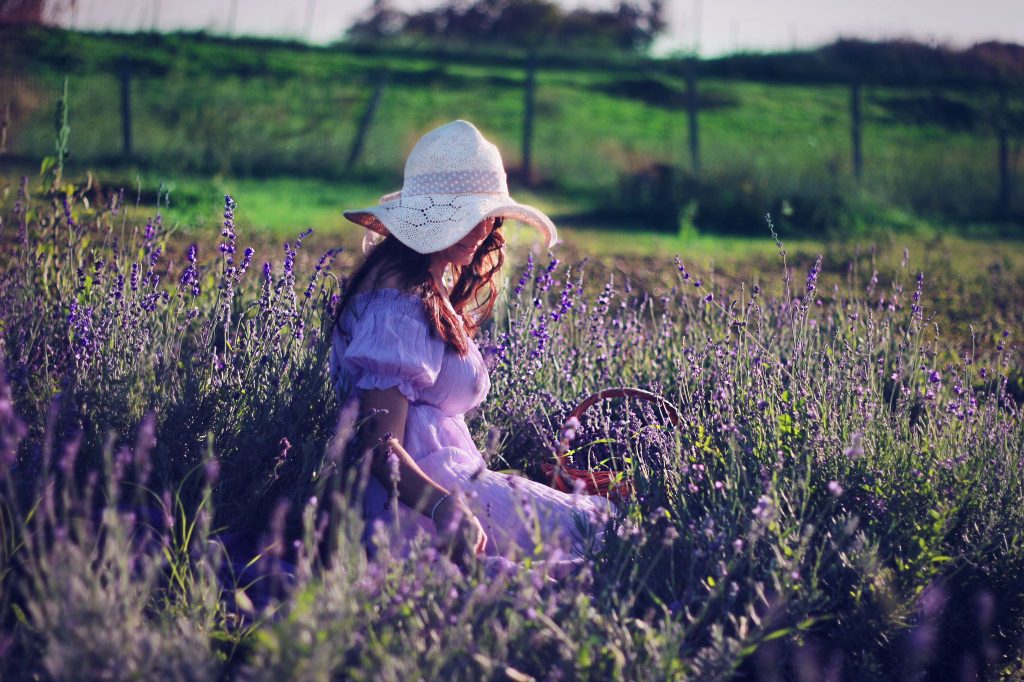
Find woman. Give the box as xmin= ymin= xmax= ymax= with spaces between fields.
xmin=329 ymin=120 xmax=617 ymax=581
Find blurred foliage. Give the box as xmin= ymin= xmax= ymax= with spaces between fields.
xmin=347 ymin=0 xmax=667 ymax=53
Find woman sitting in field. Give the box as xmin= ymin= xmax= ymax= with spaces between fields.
xmin=329 ymin=120 xmax=618 ymax=581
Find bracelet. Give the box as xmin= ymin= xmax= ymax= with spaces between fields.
xmin=429 ymin=493 xmax=453 ymax=524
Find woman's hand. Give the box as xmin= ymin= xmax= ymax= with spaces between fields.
xmin=433 ymin=495 xmax=488 ymax=570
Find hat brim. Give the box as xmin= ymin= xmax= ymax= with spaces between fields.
xmin=344 ymin=192 xmax=557 ymax=255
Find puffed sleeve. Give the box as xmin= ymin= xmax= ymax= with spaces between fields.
xmin=330 ymin=290 xmax=445 ymax=404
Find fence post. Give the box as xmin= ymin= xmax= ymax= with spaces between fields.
xmin=997 ymin=86 xmax=1011 ymax=216
xmin=119 ymin=58 xmax=133 ymax=160
xmin=346 ymin=70 xmax=387 ymax=174
xmin=522 ymin=52 xmax=537 ymax=186
xmin=686 ymin=61 xmax=701 ymax=175
xmin=850 ymin=81 xmax=863 ymax=180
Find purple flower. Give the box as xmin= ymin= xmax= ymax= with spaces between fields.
xmin=805 ymin=255 xmax=821 ymax=294
xmin=220 ymin=195 xmax=237 ymax=255
xmin=662 ymin=526 xmax=679 ymax=546
xmin=550 ymin=277 xmax=575 ymax=321
xmin=203 ymin=459 xmax=221 ymax=487
xmin=178 ymin=243 xmax=201 ymax=296
xmin=68 ymin=304 xmax=95 ymax=364
xmin=283 ymin=241 xmax=296 ymax=281
xmin=529 ymin=318 xmax=549 ymax=359
xmin=514 ymin=253 xmax=534 ymax=296
xmin=534 ymin=256 xmax=558 ymax=293
xmin=844 ymin=432 xmax=865 ymax=458
xmin=911 ymin=272 xmax=924 ymax=315
xmin=240 ymin=247 xmax=254 ymax=274
xmin=305 ymin=248 xmax=339 ymax=299
xmin=60 ymin=195 xmax=78 ymax=233
xmin=828 ymin=480 xmax=844 ymax=497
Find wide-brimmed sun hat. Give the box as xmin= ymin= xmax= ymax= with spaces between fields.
xmin=343 ymin=120 xmax=557 ymax=255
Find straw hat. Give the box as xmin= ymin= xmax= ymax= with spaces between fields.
xmin=344 ymin=120 xmax=557 ymax=255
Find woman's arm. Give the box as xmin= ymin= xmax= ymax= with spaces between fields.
xmin=356 ymin=386 xmax=452 ymax=516
xmin=356 ymin=386 xmax=488 ymax=565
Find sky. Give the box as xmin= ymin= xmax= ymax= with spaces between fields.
xmin=55 ymin=0 xmax=1024 ymax=57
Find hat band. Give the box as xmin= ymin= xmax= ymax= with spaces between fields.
xmin=403 ymin=170 xmax=508 ymax=197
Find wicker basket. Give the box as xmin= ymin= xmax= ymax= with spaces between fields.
xmin=540 ymin=387 xmax=681 ymax=503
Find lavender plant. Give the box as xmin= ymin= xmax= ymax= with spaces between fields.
xmin=0 ymin=171 xmax=1022 ymax=680
xmin=475 ymin=234 xmax=1023 ymax=676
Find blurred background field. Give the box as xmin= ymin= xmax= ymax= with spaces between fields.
xmin=2 ymin=25 xmax=1022 ymax=245
xmin=3 ymin=13 xmax=1022 ymax=348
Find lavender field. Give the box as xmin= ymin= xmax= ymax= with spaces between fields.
xmin=0 ymin=166 xmax=1022 ymax=681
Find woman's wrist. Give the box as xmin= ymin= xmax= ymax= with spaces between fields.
xmin=429 ymin=492 xmax=455 ymax=524
xmin=429 ymin=489 xmax=472 ymax=520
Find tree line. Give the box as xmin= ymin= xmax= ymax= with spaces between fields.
xmin=347 ymin=0 xmax=667 ymax=53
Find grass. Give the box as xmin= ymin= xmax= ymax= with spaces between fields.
xmin=3 ymin=27 xmax=1022 ymax=234
xmin=162 ymin=176 xmax=392 ymax=236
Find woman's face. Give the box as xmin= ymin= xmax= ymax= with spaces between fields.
xmin=434 ymin=217 xmax=501 ymax=268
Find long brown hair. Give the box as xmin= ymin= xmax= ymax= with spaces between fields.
xmin=333 ymin=220 xmax=506 ymax=356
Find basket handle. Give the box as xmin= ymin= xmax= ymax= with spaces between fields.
xmin=562 ymin=387 xmax=681 ymax=432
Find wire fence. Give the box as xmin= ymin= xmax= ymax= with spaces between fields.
xmin=1 ymin=53 xmax=1021 ymax=229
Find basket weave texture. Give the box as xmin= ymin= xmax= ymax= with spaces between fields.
xmin=540 ymin=388 xmax=680 ymax=502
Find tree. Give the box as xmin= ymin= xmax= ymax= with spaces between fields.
xmin=0 ymin=0 xmax=75 ymax=25
xmin=0 ymin=0 xmax=44 ymax=24
xmin=346 ymin=0 xmax=405 ymax=41
xmin=561 ymin=1 xmax=666 ymax=52
xmin=346 ymin=0 xmax=666 ymax=54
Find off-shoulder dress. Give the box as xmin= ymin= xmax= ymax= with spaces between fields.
xmin=329 ymin=288 xmax=617 ymax=579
